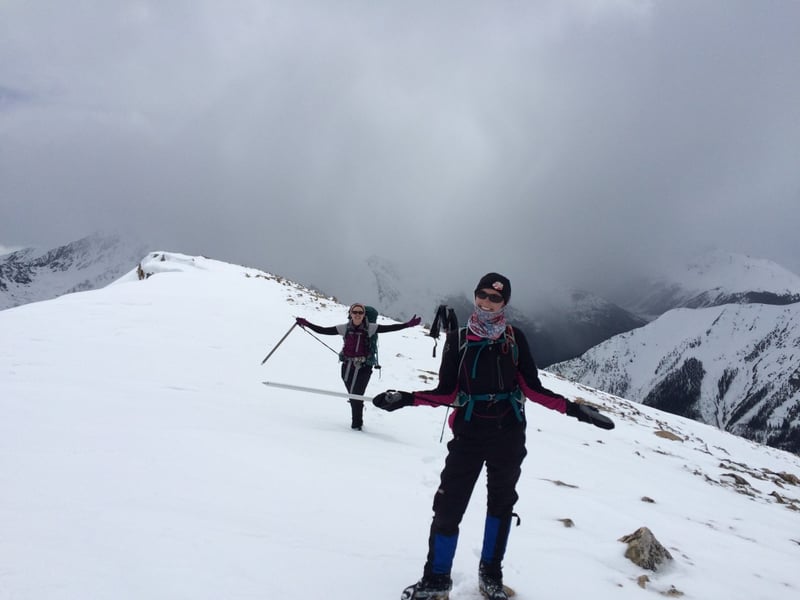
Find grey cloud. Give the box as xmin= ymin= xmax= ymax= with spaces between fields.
xmin=1 ymin=1 xmax=799 ymax=306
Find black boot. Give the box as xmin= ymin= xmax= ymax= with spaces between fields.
xmin=478 ymin=562 xmax=508 ymax=600
xmin=400 ymin=574 xmax=452 ymax=600
xmin=350 ymin=399 xmax=364 ymax=430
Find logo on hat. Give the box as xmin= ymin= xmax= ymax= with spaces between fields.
xmin=492 ymin=281 xmax=504 ymax=291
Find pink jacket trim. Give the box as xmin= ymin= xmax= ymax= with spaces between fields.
xmin=516 ymin=373 xmax=567 ymax=413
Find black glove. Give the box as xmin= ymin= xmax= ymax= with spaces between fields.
xmin=566 ymin=400 xmax=615 ymax=430
xmin=373 ymin=390 xmax=415 ymax=411
xmin=295 ymin=317 xmax=310 ymax=328
xmin=406 ymin=315 xmax=421 ymax=327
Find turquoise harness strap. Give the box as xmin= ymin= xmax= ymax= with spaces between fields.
xmin=463 ymin=327 xmax=516 ymax=379
xmin=457 ymin=388 xmax=524 ymax=422
xmin=465 ymin=338 xmax=489 ymax=378
xmin=457 ymin=326 xmax=523 ymax=422
xmin=508 ymin=388 xmax=523 ymax=421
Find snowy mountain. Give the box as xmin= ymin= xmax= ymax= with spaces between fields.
xmin=522 ymin=288 xmax=647 ymax=366
xmin=548 ymin=302 xmax=800 ymax=454
xmin=2 ymin=251 xmax=800 ymax=599
xmin=548 ymin=251 xmax=800 ymax=455
xmin=0 ymin=232 xmax=148 ymax=310
xmin=622 ymin=250 xmax=800 ymax=319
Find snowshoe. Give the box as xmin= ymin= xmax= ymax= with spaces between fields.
xmin=400 ymin=574 xmax=452 ymax=600
xmin=479 ymin=566 xmax=509 ymax=600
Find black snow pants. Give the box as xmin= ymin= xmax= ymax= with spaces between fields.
xmin=341 ymin=360 xmax=372 ymax=428
xmin=424 ymin=421 xmax=527 ymax=576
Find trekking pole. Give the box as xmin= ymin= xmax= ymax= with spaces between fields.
xmin=299 ymin=327 xmax=340 ymax=356
xmin=260 ymin=322 xmax=298 ymax=365
xmin=262 ymin=380 xmax=373 ymax=402
xmin=262 ymin=381 xmax=460 ymax=409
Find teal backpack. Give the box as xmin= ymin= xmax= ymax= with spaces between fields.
xmin=364 ymin=305 xmax=380 ymax=369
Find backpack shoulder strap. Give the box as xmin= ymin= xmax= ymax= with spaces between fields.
xmin=458 ymin=326 xmax=469 ymax=353
xmin=505 ymin=325 xmax=519 ymax=365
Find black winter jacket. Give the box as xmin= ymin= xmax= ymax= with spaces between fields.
xmin=415 ymin=326 xmax=567 ymax=432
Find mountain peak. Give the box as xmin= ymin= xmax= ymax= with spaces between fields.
xmin=680 ymin=250 xmax=800 ymax=295
xmin=0 ymin=232 xmax=149 ymax=309
xmin=624 ymin=250 xmax=800 ymax=318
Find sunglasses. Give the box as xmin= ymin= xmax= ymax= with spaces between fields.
xmin=350 ymin=310 xmax=365 ymax=315
xmin=475 ymin=290 xmax=504 ymax=303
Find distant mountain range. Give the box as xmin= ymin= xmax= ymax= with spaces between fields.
xmin=4 ymin=233 xmax=800 ymax=453
xmin=549 ymin=303 xmax=800 ymax=454
xmin=549 ymin=252 xmax=800 ymax=454
xmin=0 ymin=233 xmax=148 ymax=310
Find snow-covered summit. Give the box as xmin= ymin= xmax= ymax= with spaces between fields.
xmin=679 ymin=250 xmax=800 ymax=294
xmin=625 ymin=250 xmax=800 ymax=318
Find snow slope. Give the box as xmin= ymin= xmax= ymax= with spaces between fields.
xmin=2 ymin=252 xmax=799 ymax=600
xmin=549 ymin=303 xmax=800 ymax=453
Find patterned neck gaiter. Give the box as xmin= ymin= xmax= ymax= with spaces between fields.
xmin=467 ymin=303 xmax=507 ymax=340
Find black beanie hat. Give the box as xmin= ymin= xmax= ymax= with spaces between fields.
xmin=474 ymin=272 xmax=511 ymax=305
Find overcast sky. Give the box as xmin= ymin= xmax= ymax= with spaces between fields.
xmin=2 ymin=0 xmax=799 ymax=303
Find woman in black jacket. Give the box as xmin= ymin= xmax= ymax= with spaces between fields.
xmin=374 ymin=273 xmax=613 ymax=600
xmin=296 ymin=303 xmax=420 ymax=430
